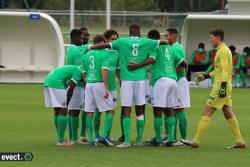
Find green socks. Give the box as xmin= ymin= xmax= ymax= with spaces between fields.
xmin=136 ymin=115 xmax=145 ymax=142
xmin=86 ymin=115 xmax=94 ymax=143
xmin=70 ymin=116 xmax=79 ymax=142
xmin=166 ymin=116 xmax=175 ymax=143
xmin=120 ymin=114 xmax=124 ymax=136
xmin=94 ymin=110 xmax=101 ymax=137
xmin=154 ymin=117 xmax=163 ymax=143
xmin=123 ymin=117 xmax=131 ymax=144
xmin=58 ymin=115 xmax=67 ymax=142
xmin=164 ymin=115 xmax=168 ymax=135
xmin=174 ymin=113 xmax=178 ymax=141
xmin=80 ymin=112 xmax=87 ymax=137
xmin=177 ymin=112 xmax=187 ymax=140
xmin=102 ymin=114 xmax=114 ymax=138
xmin=67 ymin=115 xmax=72 ymax=140
xmin=54 ymin=115 xmax=58 ymax=132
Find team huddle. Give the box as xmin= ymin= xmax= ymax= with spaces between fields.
xmin=44 ymin=24 xmax=246 ymax=149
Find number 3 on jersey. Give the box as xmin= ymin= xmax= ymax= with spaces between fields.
xmin=132 ymin=44 xmax=139 ymax=56
xmin=89 ymin=55 xmax=94 ymax=69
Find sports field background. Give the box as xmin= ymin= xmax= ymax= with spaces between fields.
xmin=0 ymin=84 xmax=250 ymax=167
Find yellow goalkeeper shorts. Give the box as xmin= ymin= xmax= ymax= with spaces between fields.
xmin=206 ymin=83 xmax=232 ymax=110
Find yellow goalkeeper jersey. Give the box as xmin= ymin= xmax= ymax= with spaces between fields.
xmin=209 ymin=42 xmax=232 ymax=85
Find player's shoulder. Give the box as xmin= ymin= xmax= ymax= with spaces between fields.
xmin=159 ymin=43 xmax=172 ymax=50
xmin=80 ymin=44 xmax=89 ymax=51
xmin=173 ymin=42 xmax=184 ymax=49
xmin=67 ymin=44 xmax=79 ymax=51
xmin=218 ymin=44 xmax=230 ymax=54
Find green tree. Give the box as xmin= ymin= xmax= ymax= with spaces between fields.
xmin=111 ymin=0 xmax=158 ymax=11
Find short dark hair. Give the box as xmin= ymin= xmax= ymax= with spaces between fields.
xmin=103 ymin=29 xmax=118 ymax=39
xmin=166 ymin=28 xmax=178 ymax=35
xmin=209 ymin=28 xmax=224 ymax=40
xmin=229 ymin=45 xmax=236 ymax=52
xmin=198 ymin=43 xmax=205 ymax=48
xmin=243 ymin=46 xmax=250 ymax=53
xmin=80 ymin=27 xmax=88 ymax=32
xmin=129 ymin=23 xmax=140 ymax=36
xmin=93 ymin=35 xmax=106 ymax=44
xmin=147 ymin=29 xmax=160 ymax=40
xmin=129 ymin=24 xmax=140 ymax=31
xmin=70 ymin=29 xmax=82 ymax=38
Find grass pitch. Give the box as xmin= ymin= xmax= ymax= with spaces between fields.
xmin=0 ymin=84 xmax=250 ymax=167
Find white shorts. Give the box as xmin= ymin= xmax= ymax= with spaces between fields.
xmin=110 ymin=90 xmax=117 ymax=107
xmin=68 ymin=87 xmax=85 ymax=110
xmin=120 ymin=80 xmax=146 ymax=106
xmin=44 ymin=87 xmax=67 ymax=108
xmin=152 ymin=77 xmax=178 ymax=108
xmin=84 ymin=83 xmax=113 ymax=112
xmin=175 ymin=77 xmax=190 ymax=109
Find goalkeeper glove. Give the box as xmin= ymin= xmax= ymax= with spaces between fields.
xmin=194 ymin=72 xmax=210 ymax=85
xmin=218 ymin=82 xmax=227 ymax=98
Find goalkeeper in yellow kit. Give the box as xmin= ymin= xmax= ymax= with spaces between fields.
xmin=181 ymin=29 xmax=246 ymax=149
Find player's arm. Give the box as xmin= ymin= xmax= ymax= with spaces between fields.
xmin=220 ymin=50 xmax=229 ymax=82
xmin=66 ymin=80 xmax=76 ymax=106
xmin=159 ymin=40 xmax=168 ymax=45
xmin=217 ymin=49 xmax=229 ymax=98
xmin=81 ymin=59 xmax=87 ymax=86
xmin=101 ymin=68 xmax=109 ymax=99
xmin=177 ymin=60 xmax=188 ymax=69
xmin=84 ymin=43 xmax=111 ymax=54
xmin=128 ymin=57 xmax=155 ymax=71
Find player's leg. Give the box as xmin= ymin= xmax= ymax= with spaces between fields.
xmin=134 ymin=80 xmax=147 ymax=146
xmin=117 ymin=106 xmax=132 ymax=147
xmin=94 ymin=109 xmax=101 ymax=140
xmin=86 ymin=112 xmax=95 ymax=146
xmin=164 ymin=78 xmax=179 ymax=147
xmin=80 ymin=111 xmax=88 ymax=141
xmin=174 ymin=78 xmax=189 ymax=143
xmin=84 ymin=83 xmax=97 ymax=146
xmin=45 ymin=87 xmax=73 ymax=146
xmin=222 ymin=105 xmax=246 ymax=148
xmin=163 ymin=108 xmax=175 ymax=146
xmin=100 ymin=110 xmax=114 ymax=146
xmin=53 ymin=108 xmax=59 ymax=132
xmin=67 ymin=111 xmax=72 ymax=142
xmin=106 ymin=90 xmax=117 ymax=141
xmin=69 ymin=110 xmax=80 ymax=144
xmin=118 ymin=106 xmax=125 ymax=142
xmin=181 ymin=105 xmax=216 ymax=148
xmin=150 ymin=107 xmax=163 ymax=146
xmin=162 ymin=114 xmax=169 ymax=142
xmin=116 ymin=81 xmax=133 ymax=147
xmin=173 ymin=111 xmax=178 ymax=142
xmin=57 ymin=108 xmax=73 ymax=146
xmin=135 ymin=105 xmax=145 ymax=146
xmin=68 ymin=87 xmax=85 ymax=144
xmin=93 ymin=83 xmax=114 ymax=146
xmin=177 ymin=109 xmax=187 ymax=140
